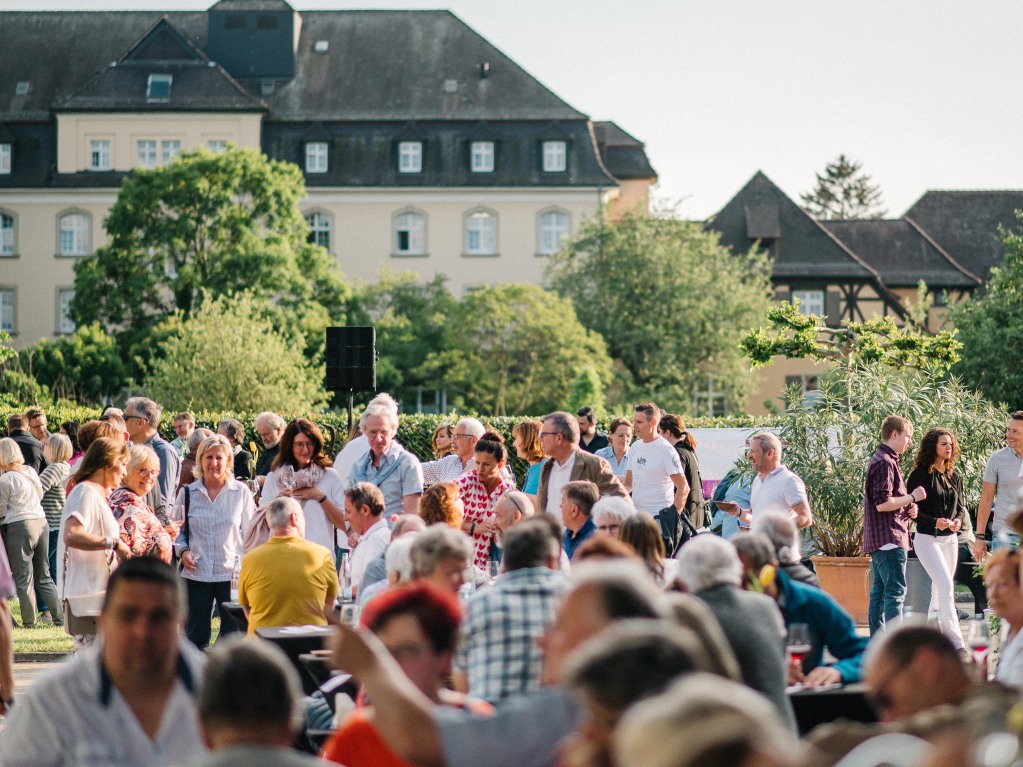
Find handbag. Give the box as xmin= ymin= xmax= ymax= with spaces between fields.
xmin=61 ymin=550 xmax=102 ymax=637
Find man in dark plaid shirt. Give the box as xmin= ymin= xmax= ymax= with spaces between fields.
xmin=863 ymin=415 xmax=927 ymax=635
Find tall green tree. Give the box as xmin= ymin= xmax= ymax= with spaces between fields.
xmin=951 ymin=213 xmax=1023 ymax=406
xmin=547 ymin=210 xmax=774 ymax=414
xmin=349 ymin=271 xmax=458 ymax=404
xmin=19 ymin=324 xmax=128 ymax=405
xmin=142 ymin=293 xmax=328 ymax=413
xmin=71 ymin=146 xmax=352 ymax=368
xmin=425 ymin=284 xmax=613 ymax=416
xmin=800 ymin=154 xmax=887 ymax=220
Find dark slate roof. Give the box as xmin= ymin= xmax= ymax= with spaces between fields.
xmin=706 ymin=171 xmax=881 ymax=281
xmin=209 ymin=0 xmax=293 ymax=10
xmin=904 ymin=191 xmax=1023 ymax=281
xmin=0 ymin=10 xmax=586 ymax=123
xmin=56 ymin=19 xmax=265 ymax=113
xmin=263 ymin=11 xmax=585 ymax=122
xmin=822 ymin=219 xmax=981 ymax=289
xmin=592 ymin=121 xmax=657 ymax=181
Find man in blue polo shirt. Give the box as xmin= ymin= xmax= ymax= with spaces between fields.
xmin=561 ymin=480 xmax=599 ymax=560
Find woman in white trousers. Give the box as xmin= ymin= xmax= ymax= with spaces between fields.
xmin=907 ymin=428 xmax=967 ymax=650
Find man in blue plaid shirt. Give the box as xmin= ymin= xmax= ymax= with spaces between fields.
xmin=453 ymin=518 xmax=567 ymax=704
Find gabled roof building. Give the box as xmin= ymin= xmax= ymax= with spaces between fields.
xmin=0 ymin=2 xmax=655 ymax=346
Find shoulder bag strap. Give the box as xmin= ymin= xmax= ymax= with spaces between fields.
xmin=183 ymin=486 xmax=191 ymax=548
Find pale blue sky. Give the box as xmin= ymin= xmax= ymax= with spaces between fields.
xmin=5 ymin=0 xmax=1022 ymax=219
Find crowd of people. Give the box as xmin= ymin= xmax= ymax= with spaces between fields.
xmin=0 ymin=398 xmax=1020 ymax=767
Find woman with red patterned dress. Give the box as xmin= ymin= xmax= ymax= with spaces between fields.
xmin=455 ymin=432 xmax=514 ymax=569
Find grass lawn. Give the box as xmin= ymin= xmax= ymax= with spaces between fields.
xmin=8 ymin=599 xmax=73 ymax=655
xmin=7 ymin=599 xmax=221 ymax=654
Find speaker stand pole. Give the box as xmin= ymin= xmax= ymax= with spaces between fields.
xmin=347 ymin=391 xmax=354 ymax=437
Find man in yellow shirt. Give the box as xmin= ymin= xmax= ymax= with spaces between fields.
xmin=238 ymin=497 xmax=339 ymax=633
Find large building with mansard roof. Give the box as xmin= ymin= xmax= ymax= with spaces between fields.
xmin=0 ymin=1 xmax=656 ymax=346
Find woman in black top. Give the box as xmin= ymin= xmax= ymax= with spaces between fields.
xmin=657 ymin=414 xmax=706 ymax=530
xmin=907 ymin=427 xmax=967 ymax=650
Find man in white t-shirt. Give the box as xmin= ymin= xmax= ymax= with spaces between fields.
xmin=623 ymin=403 xmax=689 ymax=517
xmin=344 ymin=482 xmax=392 ymax=592
xmin=732 ymin=432 xmax=812 ymax=530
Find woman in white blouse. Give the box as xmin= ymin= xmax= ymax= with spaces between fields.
xmin=174 ymin=434 xmax=254 ymax=649
xmin=58 ymin=437 xmax=132 ymax=650
xmin=260 ymin=419 xmax=345 ymax=559
xmin=0 ymin=438 xmax=62 ymax=628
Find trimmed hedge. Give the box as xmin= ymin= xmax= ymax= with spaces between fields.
xmin=9 ymin=406 xmax=778 ymax=486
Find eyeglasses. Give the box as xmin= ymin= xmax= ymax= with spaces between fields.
xmin=540 ymin=431 xmax=561 ymax=438
xmin=124 ymin=415 xmax=145 ymax=423
xmin=451 ymin=433 xmax=470 ymax=441
xmin=597 ymin=524 xmax=620 ymax=534
xmin=136 ymin=468 xmax=160 ymax=478
xmin=292 ymin=440 xmax=315 ymax=451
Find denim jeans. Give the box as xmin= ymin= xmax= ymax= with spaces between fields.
xmin=992 ymin=529 xmax=1021 ymax=552
xmin=868 ymin=547 xmax=907 ymax=635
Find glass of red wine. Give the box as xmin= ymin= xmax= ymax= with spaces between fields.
xmin=968 ymin=615 xmax=991 ymax=677
xmin=786 ymin=623 xmax=812 ymax=667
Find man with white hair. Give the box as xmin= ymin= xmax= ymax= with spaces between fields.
xmin=675 ymin=535 xmax=794 ymax=729
xmin=253 ymin=412 xmax=286 ymax=488
xmin=237 ymin=497 xmax=339 ymax=633
xmin=334 ymin=393 xmax=400 ymax=481
xmin=731 ymin=432 xmax=812 ymax=531
xmin=422 ymin=417 xmax=486 ymax=485
xmin=347 ymin=404 xmax=423 ymax=517
xmin=751 ymin=511 xmax=819 ymax=587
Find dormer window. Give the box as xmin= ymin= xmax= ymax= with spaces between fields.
xmin=542 ymin=141 xmax=566 ymax=172
xmin=399 ymin=141 xmax=422 ymax=173
xmin=15 ymin=82 xmax=29 ymax=96
xmin=0 ymin=144 xmax=10 ymax=175
xmin=305 ymin=142 xmax=329 ymax=174
xmin=147 ymin=74 xmax=173 ymax=103
xmin=471 ymin=141 xmax=494 ymax=173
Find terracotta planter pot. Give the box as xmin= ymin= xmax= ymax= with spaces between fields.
xmin=811 ymin=555 xmax=872 ymax=626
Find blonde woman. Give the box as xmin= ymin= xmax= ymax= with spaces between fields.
xmin=174 ymin=434 xmax=254 ymax=649
xmin=0 ymin=438 xmax=61 ymax=628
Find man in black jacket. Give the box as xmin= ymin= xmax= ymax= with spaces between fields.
xmin=7 ymin=413 xmax=44 ymax=473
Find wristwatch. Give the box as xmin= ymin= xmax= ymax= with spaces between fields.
xmin=104 ymin=537 xmax=114 ymax=552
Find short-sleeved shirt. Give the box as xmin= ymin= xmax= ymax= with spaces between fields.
xmin=750 ymin=466 xmax=808 ymax=525
xmin=983 ymin=447 xmax=1023 ymax=530
xmin=523 ymin=460 xmax=546 ymax=494
xmin=238 ymin=536 xmax=338 ymax=632
xmin=351 ymin=442 xmax=424 ymax=518
xmin=0 ymin=641 xmax=206 ymax=767
xmin=593 ymin=446 xmax=629 ymax=477
xmin=422 ymin=454 xmax=472 ymax=486
xmin=454 ymin=566 xmax=568 ymax=703
xmin=863 ymin=443 xmax=911 ymax=553
xmin=457 ymin=471 xmax=514 ymax=568
xmin=626 ymin=437 xmax=682 ymax=515
xmin=57 ymin=482 xmax=120 ymax=601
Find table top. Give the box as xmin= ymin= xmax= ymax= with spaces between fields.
xmin=255 ymin=625 xmax=335 ymax=640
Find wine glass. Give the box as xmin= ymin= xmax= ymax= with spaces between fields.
xmin=786 ymin=623 xmax=812 ymax=667
xmin=488 ymin=560 xmax=501 ymax=581
xmin=968 ymin=616 xmax=991 ymax=675
xmin=278 ymin=465 xmax=296 ymax=492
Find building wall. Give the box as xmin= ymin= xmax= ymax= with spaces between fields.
xmin=55 ymin=112 xmax=262 ymax=173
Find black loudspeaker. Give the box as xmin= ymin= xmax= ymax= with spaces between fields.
xmin=325 ymin=326 xmax=376 ymax=391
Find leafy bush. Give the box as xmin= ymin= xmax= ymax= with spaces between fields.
xmin=780 ymin=364 xmax=1005 ymax=557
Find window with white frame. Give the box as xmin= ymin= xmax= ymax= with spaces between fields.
xmin=305 ymin=212 xmax=331 ymax=250
xmin=305 ymin=142 xmax=329 ymax=173
xmin=90 ymin=140 xmax=111 ymax=171
xmin=59 ymin=213 xmax=90 ymax=256
xmin=693 ymin=374 xmax=728 ymax=417
xmin=146 ymin=74 xmax=172 ymax=102
xmin=0 ymin=289 xmax=14 ymax=333
xmin=0 ymin=213 xmax=14 ymax=256
xmin=137 ymin=140 xmax=157 ymax=169
xmin=537 ymin=210 xmax=570 ymax=254
xmin=394 ymin=210 xmax=426 ymax=255
xmin=57 ymin=288 xmax=76 ymax=334
xmin=161 ymin=140 xmax=182 ymax=165
xmin=398 ymin=141 xmax=422 ymax=173
xmin=792 ymin=289 xmax=825 ymax=317
xmin=207 ymin=140 xmax=228 ymax=153
xmin=464 ymin=210 xmax=497 ymax=255
xmin=470 ymin=141 xmax=494 ymax=173
xmin=542 ymin=140 xmax=566 ymax=172
xmin=0 ymin=144 xmax=10 ymax=175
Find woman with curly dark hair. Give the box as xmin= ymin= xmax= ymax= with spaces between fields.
xmin=907 ymin=427 xmax=966 ymax=650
